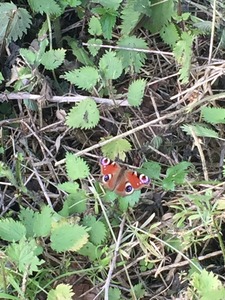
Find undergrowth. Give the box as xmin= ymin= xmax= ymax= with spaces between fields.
xmin=1 ymin=0 xmax=225 ymax=299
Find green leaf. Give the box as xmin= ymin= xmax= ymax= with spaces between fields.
xmin=173 ymin=32 xmax=194 ymax=84
xmin=193 ymin=20 xmax=212 ymax=34
xmin=133 ymin=0 xmax=152 ymax=16
xmin=117 ymin=36 xmax=148 ymax=73
xmin=47 ymin=284 xmax=75 ymax=300
xmin=92 ymin=0 xmax=122 ymax=10
xmin=33 ymin=206 xmax=53 ymax=237
xmin=57 ymin=182 xmax=79 ymax=193
xmin=20 ymin=48 xmax=36 ymax=65
xmin=162 ymin=162 xmax=192 ymax=191
xmin=133 ymin=283 xmax=145 ymax=299
xmin=7 ymin=237 xmax=44 ymax=275
xmin=160 ymin=23 xmax=180 ymax=47
xmin=88 ymin=16 xmax=102 ymax=36
xmin=127 ymin=79 xmax=146 ymax=106
xmin=120 ymin=1 xmax=142 ymax=35
xmin=99 ymin=9 xmax=117 ymax=40
xmin=27 ymin=0 xmax=61 ymax=15
xmin=139 ymin=161 xmax=161 ymax=180
xmin=181 ymin=124 xmax=219 ymax=138
xmin=99 ymin=51 xmax=122 ymax=80
xmin=0 ymin=3 xmax=32 ymax=43
xmin=65 ymin=37 xmax=94 ymax=66
xmin=23 ymin=99 xmax=38 ymax=112
xmin=191 ymin=269 xmax=225 ymax=299
xmin=101 ymin=189 xmax=118 ymax=202
xmin=118 ymin=191 xmax=141 ymax=211
xmin=0 ymin=72 xmax=4 ymax=84
xmin=201 ymin=107 xmax=225 ymax=124
xmin=109 ymin=287 xmax=121 ymax=300
xmin=66 ymin=98 xmax=100 ymax=129
xmin=101 ymin=137 xmax=132 ymax=160
xmin=151 ymin=135 xmax=163 ymax=149
xmin=0 ymin=162 xmax=17 ymax=186
xmin=87 ymin=38 xmax=102 ymax=56
xmin=51 ymin=223 xmax=89 ymax=252
xmin=19 ymin=207 xmax=35 ymax=238
xmin=41 ymin=49 xmax=66 ymax=70
xmin=78 ymin=241 xmax=100 ymax=261
xmin=59 ymin=191 xmax=87 ymax=216
xmin=82 ymin=216 xmax=106 ymax=245
xmin=64 ymin=66 xmax=99 ymax=90
xmin=147 ymin=0 xmax=174 ymax=33
xmin=65 ymin=154 xmax=90 ymax=180
xmin=61 ymin=0 xmax=81 ymax=8
xmin=0 ymin=219 xmax=26 ymax=242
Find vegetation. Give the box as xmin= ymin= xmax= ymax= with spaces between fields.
xmin=0 ymin=0 xmax=225 ymax=299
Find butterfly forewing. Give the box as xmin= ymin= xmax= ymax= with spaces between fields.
xmin=125 ymin=170 xmax=150 ymax=189
xmin=101 ymin=160 xmax=122 ymax=191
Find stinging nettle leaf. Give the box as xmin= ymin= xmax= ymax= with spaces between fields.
xmin=173 ymin=32 xmax=194 ymax=84
xmin=181 ymin=124 xmax=219 ymax=138
xmin=117 ymin=36 xmax=148 ymax=73
xmin=160 ymin=23 xmax=180 ymax=47
xmin=41 ymin=49 xmax=66 ymax=70
xmin=0 ymin=3 xmax=32 ymax=43
xmin=66 ymin=153 xmax=90 ymax=180
xmin=147 ymin=0 xmax=174 ymax=33
xmin=65 ymin=37 xmax=94 ymax=66
xmin=92 ymin=0 xmax=122 ymax=10
xmin=64 ymin=67 xmax=99 ymax=90
xmin=201 ymin=106 xmax=225 ymax=124
xmin=99 ymin=9 xmax=117 ymax=40
xmin=0 ymin=219 xmax=26 ymax=242
xmin=99 ymin=51 xmax=123 ymax=80
xmin=66 ymin=98 xmax=100 ymax=129
xmin=57 ymin=182 xmax=79 ymax=193
xmin=87 ymin=38 xmax=102 ymax=57
xmin=101 ymin=137 xmax=132 ymax=160
xmin=27 ymin=0 xmax=61 ymax=15
xmin=139 ymin=161 xmax=161 ymax=180
xmin=128 ymin=79 xmax=146 ymax=106
xmin=120 ymin=1 xmax=142 ymax=36
xmin=88 ymin=16 xmax=102 ymax=36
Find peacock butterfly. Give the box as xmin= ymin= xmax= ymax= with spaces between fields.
xmin=100 ymin=157 xmax=150 ymax=197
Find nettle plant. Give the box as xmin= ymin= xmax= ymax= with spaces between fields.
xmin=0 ymin=204 xmax=107 ymax=298
xmin=182 ymin=106 xmax=225 ymax=140
xmin=1 ymin=0 xmax=205 ymax=96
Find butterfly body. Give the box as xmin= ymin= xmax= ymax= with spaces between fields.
xmin=100 ymin=157 xmax=150 ymax=196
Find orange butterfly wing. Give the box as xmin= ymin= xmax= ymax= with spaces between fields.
xmin=100 ymin=158 xmax=150 ymax=197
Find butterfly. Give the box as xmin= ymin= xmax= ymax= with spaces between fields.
xmin=100 ymin=157 xmax=150 ymax=197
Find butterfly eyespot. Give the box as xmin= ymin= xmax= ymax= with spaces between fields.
xmin=139 ymin=174 xmax=150 ymax=184
xmin=125 ymin=182 xmax=134 ymax=195
xmin=102 ymin=174 xmax=112 ymax=183
xmin=101 ymin=157 xmax=111 ymax=166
